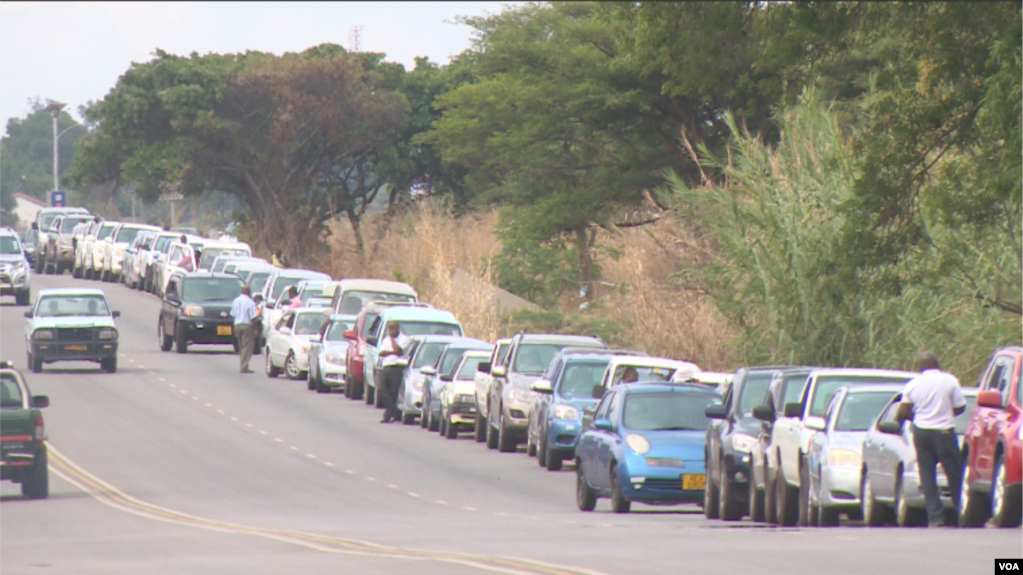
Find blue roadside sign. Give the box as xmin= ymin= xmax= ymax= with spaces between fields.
xmin=48 ymin=191 xmax=66 ymax=207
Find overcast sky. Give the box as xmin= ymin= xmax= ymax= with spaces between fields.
xmin=0 ymin=2 xmax=514 ymax=126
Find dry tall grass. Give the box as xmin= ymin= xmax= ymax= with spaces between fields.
xmin=319 ymin=199 xmax=739 ymax=371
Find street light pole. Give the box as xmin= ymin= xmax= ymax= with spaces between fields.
xmin=44 ymin=101 xmax=66 ymax=191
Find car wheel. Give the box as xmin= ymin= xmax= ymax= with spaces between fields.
xmin=958 ymin=456 xmax=990 ymax=527
xmin=719 ymin=460 xmax=743 ymax=521
xmin=703 ymin=456 xmax=721 ymax=520
xmin=861 ymin=471 xmax=889 ymax=526
xmin=610 ymin=465 xmax=631 ymax=514
xmin=894 ymin=472 xmax=926 ymax=527
xmin=265 ymin=350 xmax=280 ymax=378
xmin=497 ymin=411 xmax=516 ymax=453
xmin=991 ymin=453 xmax=1023 ymax=528
xmin=15 ymin=290 xmax=29 ymax=306
xmin=764 ymin=466 xmax=779 ymax=524
xmin=776 ymin=466 xmax=799 ymax=526
xmin=749 ymin=472 xmax=766 ymax=522
xmin=175 ymin=325 xmax=188 ymax=354
xmin=797 ymin=462 xmax=811 ymax=526
xmin=537 ymin=432 xmax=548 ymax=467
xmin=546 ymin=442 xmax=563 ymax=472
xmin=444 ymin=413 xmax=458 ymax=439
xmin=343 ymin=374 xmax=352 ymax=398
xmin=284 ymin=352 xmax=301 ymax=380
xmin=486 ymin=409 xmax=499 ymax=450
xmin=474 ymin=410 xmax=487 ymax=442
xmin=21 ymin=447 xmax=48 ymax=500
xmin=526 ymin=429 xmax=537 ymax=458
xmin=420 ymin=396 xmax=430 ymax=428
xmin=439 ymin=410 xmax=447 ymax=436
xmin=100 ymin=356 xmax=117 ymax=373
xmin=73 ymin=264 xmax=82 ymax=278
xmin=307 ymin=366 xmax=316 ymax=390
xmin=30 ymin=353 xmax=43 ymax=374
xmin=577 ymin=461 xmax=597 ymax=512
xmin=315 ymin=370 xmax=329 ymax=394
xmin=428 ymin=405 xmax=440 ymax=432
xmin=45 ymin=260 xmax=55 ymax=275
xmin=402 ymin=411 xmax=415 ymax=425
xmin=365 ymin=382 xmax=375 ymax=406
xmin=158 ymin=320 xmax=173 ymax=352
xmin=34 ymin=256 xmax=44 ymax=274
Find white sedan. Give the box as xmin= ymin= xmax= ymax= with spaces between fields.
xmin=265 ymin=308 xmax=331 ymax=380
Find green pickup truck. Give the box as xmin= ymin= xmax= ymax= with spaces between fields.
xmin=0 ymin=360 xmax=50 ymax=499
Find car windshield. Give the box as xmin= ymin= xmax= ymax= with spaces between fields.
xmin=514 ymin=344 xmax=574 ymax=375
xmin=62 ymin=217 xmax=91 ymax=232
xmin=247 ymin=272 xmax=271 ymax=293
xmin=97 ymin=225 xmax=115 ymax=240
xmin=0 ymin=236 xmax=21 ymax=254
xmin=325 ymin=320 xmax=355 ymax=342
xmin=810 ymin=375 xmax=911 ymax=417
xmin=623 ymin=391 xmax=719 ymax=431
xmin=36 ymin=295 xmax=111 ymax=317
xmin=834 ymin=391 xmax=901 ymax=431
xmin=559 ymin=361 xmax=610 ymax=398
xmin=457 ymin=356 xmax=487 ymax=380
xmin=154 ymin=236 xmax=173 ymax=252
xmin=413 ymin=342 xmax=447 ymax=368
xmin=200 ymin=248 xmax=250 ymax=270
xmin=272 ymin=276 xmax=317 ymax=301
xmin=781 ymin=372 xmax=811 ymax=407
xmin=295 ymin=313 xmax=327 ymax=335
xmin=40 ymin=213 xmax=60 ymax=229
xmin=954 ymin=395 xmax=978 ymax=434
xmin=0 ymin=374 xmax=25 ymax=408
xmin=300 ymin=286 xmax=330 ymax=305
xmin=181 ymin=277 xmax=242 ymax=302
xmin=440 ymin=347 xmax=486 ymax=374
xmin=115 ymin=227 xmax=142 ymax=243
xmin=25 ymin=229 xmax=37 ymax=243
xmin=733 ymin=372 xmax=776 ymax=417
xmin=398 ymin=322 xmax=462 ymax=337
xmin=613 ymin=365 xmax=675 ymax=385
xmin=338 ymin=291 xmax=415 ymax=314
xmin=306 ymin=297 xmax=332 ymax=309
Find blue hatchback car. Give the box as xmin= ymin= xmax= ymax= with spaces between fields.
xmin=576 ymin=382 xmax=721 ymax=513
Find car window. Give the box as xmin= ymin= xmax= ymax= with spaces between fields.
xmin=983 ymin=361 xmax=1005 ymax=391
xmin=277 ymin=312 xmax=292 ymax=330
xmin=834 ymin=392 xmax=901 ymax=431
xmin=413 ymin=342 xmax=446 ymax=368
xmin=61 ymin=217 xmax=91 ymax=232
xmin=558 ymin=361 xmax=609 ymax=398
xmin=623 ymin=391 xmax=718 ymax=431
xmin=809 ymin=375 xmax=911 ymax=417
xmin=295 ymin=313 xmax=327 ymax=335
xmin=395 ymin=322 xmax=461 ymax=337
xmin=495 ymin=343 xmax=511 ymax=366
xmin=115 ymin=226 xmax=142 ymax=243
xmin=0 ymin=236 xmax=21 ymax=254
xmin=362 ymin=314 xmax=380 ymax=339
xmin=878 ymin=398 xmax=902 ymax=424
xmin=513 ymin=344 xmax=570 ymax=375
xmin=36 ymin=295 xmax=111 ymax=317
xmin=248 ymin=272 xmax=271 ymax=293
xmin=594 ymin=391 xmax=615 ymax=419
xmin=736 ymin=372 xmax=775 ymax=417
xmin=457 ymin=356 xmax=487 ymax=380
xmin=97 ymin=225 xmax=115 ymax=240
xmin=0 ymin=374 xmax=24 ymax=408
xmin=338 ymin=291 xmax=415 ymax=314
xmin=325 ymin=320 xmax=354 ymax=342
xmin=1017 ymin=368 xmax=1022 ymax=406
xmin=954 ymin=395 xmax=978 ymax=434
xmin=181 ymin=277 xmax=242 ymax=302
xmin=440 ymin=348 xmax=474 ymax=375
xmin=998 ymin=359 xmax=1014 ymax=406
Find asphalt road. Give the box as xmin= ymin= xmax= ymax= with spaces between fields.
xmin=2 ymin=273 xmax=1020 ymax=575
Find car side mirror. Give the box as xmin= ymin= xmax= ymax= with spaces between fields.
xmin=343 ymin=329 xmax=356 ymax=341
xmin=112 ymin=310 xmax=121 ymax=318
xmin=310 ymin=334 xmax=322 ymax=343
xmin=593 ymin=419 xmax=613 ymax=431
xmin=591 ymin=385 xmax=605 ymax=399
xmin=877 ymin=421 xmax=903 ymax=435
xmin=752 ymin=404 xmax=775 ymax=422
xmin=783 ymin=402 xmax=803 ymax=418
xmin=420 ymin=366 xmax=437 ymax=376
xmin=32 ymin=395 xmax=49 ymax=409
xmin=704 ymin=404 xmax=728 ymax=419
xmin=491 ymin=365 xmax=507 ymax=378
xmin=24 ymin=310 xmax=33 ymax=318
xmin=280 ymin=326 xmax=292 ymax=335
xmin=365 ymin=336 xmax=377 ymax=347
xmin=804 ymin=416 xmax=826 ymax=431
xmin=530 ymin=379 xmax=553 ymax=393
xmin=440 ymin=373 xmax=453 ymax=382
xmin=977 ymin=390 xmax=1003 ymax=409
xmin=478 ymin=362 xmax=491 ymax=374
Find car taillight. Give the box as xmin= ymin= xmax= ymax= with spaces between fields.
xmin=34 ymin=413 xmax=45 ymax=443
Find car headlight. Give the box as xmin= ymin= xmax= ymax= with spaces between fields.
xmin=325 ymin=353 xmax=344 ymax=365
xmin=828 ymin=448 xmax=861 ymax=468
xmin=98 ymin=328 xmax=118 ymax=340
xmin=554 ymin=404 xmax=579 ymax=421
xmin=509 ymin=389 xmax=531 ymax=403
xmin=626 ymin=434 xmax=651 ymax=455
xmin=33 ymin=330 xmax=54 ymax=340
xmin=183 ymin=305 xmax=204 ymax=317
xmin=731 ymin=433 xmax=758 ymax=454
xmin=12 ymin=261 xmax=26 ymax=272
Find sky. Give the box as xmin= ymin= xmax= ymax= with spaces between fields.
xmin=0 ymin=2 xmax=514 ymax=126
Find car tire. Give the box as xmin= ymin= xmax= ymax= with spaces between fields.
xmin=486 ymin=410 xmax=499 ymax=450
xmin=45 ymin=260 xmax=55 ymax=275
xmin=428 ymin=406 xmax=440 ymax=432
xmin=764 ymin=468 xmax=779 ymax=524
xmin=34 ymin=256 xmax=45 ymax=274
xmin=703 ymin=456 xmax=721 ymax=520
xmin=15 ymin=290 xmax=29 ymax=306
xmin=894 ymin=472 xmax=926 ymax=527
xmin=861 ymin=471 xmax=889 ymax=526
xmin=444 ymin=414 xmax=458 ymax=439
xmin=474 ymin=411 xmax=487 ymax=442
xmin=73 ymin=264 xmax=82 ymax=279
xmin=958 ymin=458 xmax=990 ymax=527
xmin=610 ymin=465 xmax=631 ymax=514
xmin=797 ymin=462 xmax=811 ymax=526
xmin=577 ymin=462 xmax=597 ymax=512
xmin=30 ymin=353 xmax=43 ymax=374
xmin=307 ymin=367 xmax=316 ymax=390
xmin=365 ymin=383 xmax=375 ymax=406
xmin=420 ymin=401 xmax=430 ymax=428
xmin=537 ymin=432 xmax=548 ymax=467
xmin=497 ymin=411 xmax=516 ymax=453
xmin=21 ymin=447 xmax=49 ymax=500
xmin=527 ymin=430 xmax=537 ymax=458
xmin=343 ymin=374 xmax=352 ymax=398
xmin=776 ymin=466 xmax=799 ymax=526
xmin=265 ymin=350 xmax=280 ymax=378
xmin=749 ymin=473 xmax=766 ymax=522
xmin=402 ymin=411 xmax=415 ymax=425
xmin=101 ymin=356 xmax=117 ymax=373
xmin=818 ymin=498 xmax=840 ymax=527
xmin=174 ymin=325 xmax=188 ymax=354
xmin=158 ymin=320 xmax=173 ymax=352
xmin=315 ymin=371 xmax=330 ymax=394
xmin=991 ymin=453 xmax=1022 ymax=528
xmin=719 ymin=462 xmax=743 ymax=521
xmin=546 ymin=443 xmax=563 ymax=472
xmin=284 ymin=352 xmax=302 ymax=380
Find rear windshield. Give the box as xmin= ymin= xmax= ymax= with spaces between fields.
xmin=441 ymin=347 xmax=488 ymax=375
xmin=514 ymin=344 xmax=584 ymax=376
xmin=36 ymin=294 xmax=110 ymax=317
xmin=834 ymin=391 xmax=901 ymax=431
xmin=182 ymin=277 xmax=242 ymax=302
xmin=413 ymin=342 xmax=447 ymax=368
xmin=338 ymin=290 xmax=415 ymax=315
xmin=612 ymin=365 xmax=675 ymax=386
xmin=458 ymin=356 xmax=487 ymax=380
xmin=623 ymin=391 xmax=719 ymax=431
xmin=200 ymin=248 xmax=250 ymax=270
xmin=398 ymin=322 xmax=462 ymax=338
xmin=40 ymin=213 xmax=60 ymax=228
xmin=325 ymin=320 xmax=355 ymax=342
xmin=810 ymin=375 xmax=911 ymax=417
xmin=559 ymin=361 xmax=610 ymax=398
xmin=115 ymin=227 xmax=142 ymax=244
xmin=247 ymin=272 xmax=271 ymax=293
xmin=1 ymin=374 xmax=24 ymax=408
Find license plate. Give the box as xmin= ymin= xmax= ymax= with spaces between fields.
xmin=64 ymin=344 xmax=88 ymax=351
xmin=217 ymin=325 xmax=233 ymax=336
xmin=682 ymin=473 xmax=706 ymax=490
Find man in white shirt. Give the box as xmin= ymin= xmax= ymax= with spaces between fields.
xmin=378 ymin=321 xmax=411 ymax=423
xmin=230 ymin=285 xmax=258 ymax=374
xmin=899 ymin=351 xmax=967 ymax=527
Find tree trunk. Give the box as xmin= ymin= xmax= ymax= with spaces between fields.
xmin=346 ymin=208 xmax=365 ymax=263
xmin=575 ymin=226 xmax=596 ymax=303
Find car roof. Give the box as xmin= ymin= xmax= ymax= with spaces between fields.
xmin=201 ymin=239 xmax=252 ymax=249
xmin=461 ymin=349 xmax=492 ymax=358
xmin=380 ymin=306 xmax=459 ymax=323
xmin=409 ymin=334 xmax=464 ymax=344
xmin=517 ymin=334 xmax=606 ymax=346
xmin=616 ymin=382 xmax=722 ymax=395
xmin=180 ymin=272 xmax=243 ymax=280
xmin=337 ymin=279 xmax=418 ymax=296
xmin=273 ymin=269 xmax=331 ymax=279
xmin=117 ymin=223 xmax=162 ymax=231
xmin=608 ymin=355 xmax=698 ymax=369
xmin=812 ymin=368 xmax=918 ymax=379
xmin=37 ymin=288 xmax=108 ymax=297
xmin=439 ymin=338 xmax=491 ymax=350
xmin=839 ymin=383 xmax=907 ymax=395
xmin=287 ymin=307 xmax=332 ymax=315
xmin=328 ymin=314 xmax=358 ymax=322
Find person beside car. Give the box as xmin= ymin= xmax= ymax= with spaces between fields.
xmin=378 ymin=321 xmax=411 ymax=424
xmin=898 ymin=350 xmax=967 ymax=527
xmin=230 ymin=285 xmax=258 ymax=374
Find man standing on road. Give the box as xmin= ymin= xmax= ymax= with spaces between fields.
xmin=378 ymin=321 xmax=411 ymax=424
xmin=899 ymin=351 xmax=967 ymax=527
xmin=231 ymin=285 xmax=258 ymax=374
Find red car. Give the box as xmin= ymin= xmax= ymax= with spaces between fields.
xmin=960 ymin=346 xmax=1022 ymax=528
xmin=343 ymin=306 xmax=378 ymax=401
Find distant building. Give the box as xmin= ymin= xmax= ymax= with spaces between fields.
xmin=12 ymin=193 xmax=46 ymax=231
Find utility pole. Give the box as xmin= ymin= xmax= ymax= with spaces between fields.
xmin=348 ymin=25 xmax=363 ymax=52
xmin=44 ymin=101 xmax=66 ymax=191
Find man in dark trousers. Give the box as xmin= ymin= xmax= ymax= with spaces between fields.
xmin=899 ymin=351 xmax=967 ymax=527
xmin=378 ymin=321 xmax=411 ymax=423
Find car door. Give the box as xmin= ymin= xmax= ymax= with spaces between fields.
xmin=579 ymin=392 xmax=614 ymax=482
xmin=977 ymin=356 xmax=1012 ymax=480
xmin=863 ymin=399 xmax=898 ymax=498
xmin=778 ymin=374 xmax=814 ymax=484
xmin=162 ymin=276 xmax=181 ymax=336
xmin=593 ymin=391 xmax=623 ymax=490
xmin=270 ymin=311 xmax=295 ymax=366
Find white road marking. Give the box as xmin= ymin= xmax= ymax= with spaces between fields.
xmin=259 ymin=430 xmax=267 ymax=435
xmin=366 ymin=477 xmax=377 ymax=482
xmin=137 ymin=365 xmax=145 ymax=369
xmin=407 ymin=492 xmax=420 ymax=498
xmin=205 ymin=403 xmax=213 ymax=407
xmin=344 ymin=470 xmax=355 ymax=475
xmin=388 ymin=484 xmax=399 ymax=489
xmin=464 ymin=507 xmax=477 ymax=512
xmin=231 ymin=417 xmax=238 ymax=421
xmin=120 ymin=353 xmax=127 ymax=358
xmin=192 ymin=396 xmax=199 ymax=400
xmin=494 ymin=512 xmax=507 ymax=517
xmin=128 ymin=358 xmax=135 ymax=362
xmin=307 ymin=454 xmax=317 ymax=459
xmin=275 ymin=438 xmax=283 ymax=443
xmin=246 ymin=423 xmax=254 ymax=428
xmin=160 ymin=378 xmax=167 ymax=382
xmin=180 ymin=390 xmax=187 ymax=394
xmin=290 ymin=446 xmax=299 ymax=451
xmin=217 ymin=410 xmax=225 ymax=414
xmin=436 ymin=500 xmax=447 ymax=505
xmin=324 ymin=462 xmax=334 ymax=467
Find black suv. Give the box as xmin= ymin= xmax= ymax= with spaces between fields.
xmin=0 ymin=361 xmax=50 ymax=499
xmin=704 ymin=365 xmax=807 ymax=520
xmin=159 ymin=272 xmax=243 ymax=354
